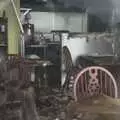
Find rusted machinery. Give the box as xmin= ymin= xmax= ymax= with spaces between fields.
xmin=62 ymin=32 xmax=120 ymax=102
xmin=0 ymin=56 xmax=40 ymax=120
xmin=66 ymin=66 xmax=118 ymax=101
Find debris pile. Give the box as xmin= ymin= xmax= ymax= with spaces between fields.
xmin=0 ymin=57 xmax=39 ymax=120
xmin=36 ymin=88 xmax=120 ymax=120
xmin=36 ymin=88 xmax=70 ymax=120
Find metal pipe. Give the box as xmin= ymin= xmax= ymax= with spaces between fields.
xmin=21 ymin=35 xmax=25 ymax=57
xmin=20 ymin=8 xmax=32 ymax=11
xmin=10 ymin=0 xmax=24 ymax=34
xmin=10 ymin=0 xmax=25 ymax=57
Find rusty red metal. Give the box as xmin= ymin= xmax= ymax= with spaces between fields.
xmin=73 ymin=66 xmax=118 ymax=102
xmin=5 ymin=56 xmax=37 ymax=90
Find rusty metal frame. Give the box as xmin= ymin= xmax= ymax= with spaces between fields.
xmin=73 ymin=66 xmax=118 ymax=102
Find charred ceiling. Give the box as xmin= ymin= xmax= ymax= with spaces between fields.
xmin=20 ymin=0 xmax=85 ymax=12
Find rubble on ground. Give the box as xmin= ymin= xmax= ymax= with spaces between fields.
xmin=36 ymin=89 xmax=120 ymax=120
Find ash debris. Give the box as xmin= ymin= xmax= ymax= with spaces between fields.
xmin=36 ymin=88 xmax=120 ymax=120
xmin=0 ymin=57 xmax=120 ymax=120
xmin=36 ymin=88 xmax=71 ymax=120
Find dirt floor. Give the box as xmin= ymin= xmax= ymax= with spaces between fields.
xmin=36 ymin=88 xmax=120 ymax=120
xmin=36 ymin=88 xmax=69 ymax=120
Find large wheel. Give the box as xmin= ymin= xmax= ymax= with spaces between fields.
xmin=62 ymin=47 xmax=73 ymax=88
xmin=62 ymin=47 xmax=73 ymax=73
xmin=73 ymin=66 xmax=118 ymax=101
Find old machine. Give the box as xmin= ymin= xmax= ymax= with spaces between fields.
xmin=0 ymin=1 xmax=41 ymax=120
xmin=60 ymin=30 xmax=120 ymax=120
xmin=1 ymin=0 xmax=120 ymax=120
xmin=61 ymin=31 xmax=120 ymax=101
